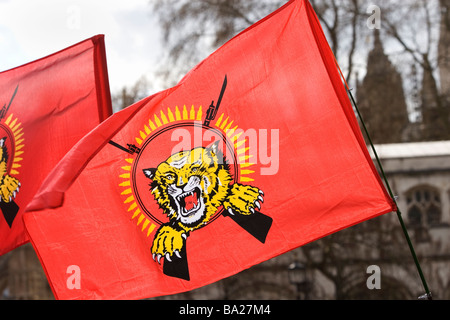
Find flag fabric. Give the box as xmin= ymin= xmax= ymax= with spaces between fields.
xmin=0 ymin=35 xmax=112 ymax=255
xmin=24 ymin=0 xmax=395 ymax=300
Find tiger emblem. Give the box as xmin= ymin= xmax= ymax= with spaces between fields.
xmin=0 ymin=137 xmax=20 ymax=203
xmin=143 ymin=140 xmax=264 ymax=264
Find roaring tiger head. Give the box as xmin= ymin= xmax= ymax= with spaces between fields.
xmin=143 ymin=141 xmax=232 ymax=231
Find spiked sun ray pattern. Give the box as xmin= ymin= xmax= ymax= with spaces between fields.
xmin=119 ymin=105 xmax=256 ymax=238
xmin=4 ymin=114 xmax=24 ymax=176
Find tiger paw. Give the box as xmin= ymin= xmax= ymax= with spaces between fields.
xmin=0 ymin=175 xmax=20 ymax=203
xmin=223 ymin=184 xmax=264 ymax=216
xmin=151 ymin=225 xmax=187 ymax=264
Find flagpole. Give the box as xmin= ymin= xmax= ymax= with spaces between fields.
xmin=346 ymin=88 xmax=432 ymax=300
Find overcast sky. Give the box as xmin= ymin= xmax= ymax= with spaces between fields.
xmin=0 ymin=0 xmax=162 ymax=96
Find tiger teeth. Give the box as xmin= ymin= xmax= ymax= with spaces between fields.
xmin=182 ymin=202 xmax=199 ymax=215
xmin=176 ymin=190 xmax=194 ymax=202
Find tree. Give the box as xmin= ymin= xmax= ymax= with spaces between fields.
xmin=151 ymin=0 xmax=287 ymax=85
xmin=310 ymin=0 xmax=366 ymax=83
xmin=151 ymin=0 xmax=368 ymax=87
xmin=151 ymin=0 xmax=450 ymax=141
xmin=379 ymin=0 xmax=450 ymax=140
xmin=439 ymin=0 xmax=450 ymax=106
xmin=111 ymin=76 xmax=152 ymax=112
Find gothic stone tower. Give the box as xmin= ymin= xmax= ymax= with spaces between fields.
xmin=357 ymin=30 xmax=409 ymax=144
xmin=439 ymin=0 xmax=450 ymax=106
xmin=420 ymin=0 xmax=450 ymax=141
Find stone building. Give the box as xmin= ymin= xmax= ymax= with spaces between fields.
xmin=372 ymin=140 xmax=450 ymax=299
xmin=439 ymin=0 xmax=450 ymax=108
xmin=356 ymin=30 xmax=409 ymax=144
xmin=154 ymin=140 xmax=450 ymax=300
xmin=420 ymin=0 xmax=450 ymax=141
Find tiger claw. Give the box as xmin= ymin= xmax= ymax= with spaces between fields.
xmin=258 ymin=195 xmax=264 ymax=203
xmin=165 ymin=253 xmax=172 ymax=262
xmin=174 ymin=250 xmax=182 ymax=259
xmin=157 ymin=254 xmax=162 ymax=264
xmin=254 ymin=200 xmax=261 ymax=210
xmin=227 ymin=207 xmax=234 ymax=216
xmin=249 ymin=207 xmax=255 ymax=214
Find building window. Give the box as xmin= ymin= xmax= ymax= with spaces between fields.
xmin=406 ymin=186 xmax=442 ymax=242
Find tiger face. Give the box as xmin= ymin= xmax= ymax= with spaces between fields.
xmin=143 ymin=141 xmax=232 ymax=231
xmin=0 ymin=137 xmax=20 ymax=203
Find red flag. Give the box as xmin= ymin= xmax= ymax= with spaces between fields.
xmin=24 ymin=0 xmax=395 ymax=299
xmin=0 ymin=35 xmax=112 ymax=255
